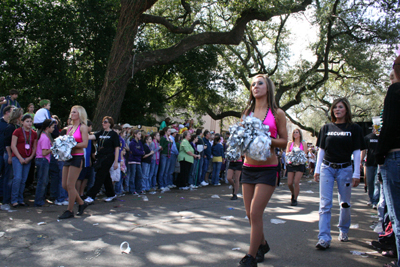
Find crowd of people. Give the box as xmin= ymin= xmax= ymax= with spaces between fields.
xmin=0 ymin=55 xmax=399 ymax=267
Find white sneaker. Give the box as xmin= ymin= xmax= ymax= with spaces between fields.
xmin=228 ymin=185 xmax=233 ymax=189
xmin=159 ymin=187 xmax=165 ymax=191
xmin=201 ymin=181 xmax=208 ymax=186
xmin=149 ymin=191 xmax=157 ymax=195
xmin=163 ymin=187 xmax=170 ymax=192
xmin=1 ymin=204 xmax=10 ymax=211
xmin=214 ymin=183 xmax=221 ymax=186
xmin=84 ymin=196 xmax=94 ymax=204
xmin=104 ymin=195 xmax=117 ymax=202
xmin=179 ymin=186 xmax=190 ymax=190
xmin=316 ymin=239 xmax=330 ymax=249
xmin=55 ymin=200 xmax=69 ymax=206
xmin=338 ymin=232 xmax=348 ymax=242
xmin=189 ymin=184 xmax=198 ymax=189
xmin=171 ymin=184 xmax=177 ymax=188
xmin=237 ymin=193 xmax=243 ymax=197
xmin=168 ymin=185 xmax=173 ymax=188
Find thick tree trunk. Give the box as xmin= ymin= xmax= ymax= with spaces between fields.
xmin=92 ymin=0 xmax=157 ymax=130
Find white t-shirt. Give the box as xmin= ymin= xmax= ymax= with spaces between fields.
xmin=34 ymin=108 xmax=50 ymax=124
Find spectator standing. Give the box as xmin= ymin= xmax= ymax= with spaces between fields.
xmin=177 ymin=131 xmax=200 ymax=190
xmin=167 ymin=129 xmax=179 ymax=188
xmin=211 ymin=135 xmax=225 ymax=186
xmin=149 ymin=132 xmax=161 ymax=192
xmin=128 ymin=129 xmax=145 ymax=195
xmin=200 ymin=130 xmax=211 ymax=186
xmin=375 ymin=56 xmax=400 ymax=267
xmin=34 ymin=119 xmax=55 ymax=206
xmin=0 ymin=105 xmax=14 ymax=210
xmin=11 ymin=114 xmax=37 ymax=208
xmin=158 ymin=128 xmax=172 ymax=191
xmin=0 ymin=89 xmax=21 ymax=117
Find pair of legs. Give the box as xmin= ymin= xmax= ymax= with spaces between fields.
xmin=227 ymin=169 xmax=241 ymax=195
xmin=287 ymin=171 xmax=303 ymax=200
xmin=75 ymin=178 xmax=88 ymax=197
xmin=62 ymin=164 xmax=84 ymax=212
xmin=242 ymin=183 xmax=275 ymax=257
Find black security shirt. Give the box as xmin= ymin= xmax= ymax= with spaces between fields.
xmin=317 ymin=122 xmax=365 ymax=163
xmin=94 ymin=130 xmax=120 ymax=158
xmin=364 ymin=133 xmax=378 ymax=166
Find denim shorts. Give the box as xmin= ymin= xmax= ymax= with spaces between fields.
xmin=241 ymin=165 xmax=279 ymax=186
xmin=64 ymin=155 xmax=84 ymax=168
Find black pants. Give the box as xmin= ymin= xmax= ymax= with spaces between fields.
xmin=176 ymin=160 xmax=192 ymax=187
xmin=86 ymin=155 xmax=115 ymax=198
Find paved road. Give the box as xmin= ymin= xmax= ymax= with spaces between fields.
xmin=0 ymin=177 xmax=388 ymax=267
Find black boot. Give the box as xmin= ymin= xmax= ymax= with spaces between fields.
xmin=255 ymin=240 xmax=270 ymax=262
xmin=231 ymin=194 xmax=238 ymax=200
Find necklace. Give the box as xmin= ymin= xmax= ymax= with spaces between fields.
xmin=98 ymin=130 xmax=111 ymax=150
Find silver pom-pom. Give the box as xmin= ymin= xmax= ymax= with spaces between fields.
xmin=51 ymin=135 xmax=78 ymax=161
xmin=225 ymin=115 xmax=272 ymax=161
xmin=286 ymin=148 xmax=307 ymax=165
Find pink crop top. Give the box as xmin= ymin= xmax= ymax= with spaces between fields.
xmin=263 ymin=108 xmax=277 ymax=138
xmin=290 ymin=142 xmax=304 ymax=151
xmin=250 ymin=108 xmax=277 ymax=138
xmin=68 ymin=124 xmax=83 ymax=143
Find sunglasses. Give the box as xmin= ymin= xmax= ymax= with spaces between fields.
xmin=102 ymin=121 xmax=109 ymax=124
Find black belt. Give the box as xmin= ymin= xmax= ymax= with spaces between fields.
xmin=322 ymin=160 xmax=351 ymax=169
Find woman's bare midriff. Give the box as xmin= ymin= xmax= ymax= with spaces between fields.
xmin=244 ymin=147 xmax=278 ymax=166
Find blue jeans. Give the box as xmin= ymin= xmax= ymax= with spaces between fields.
xmin=201 ymin=157 xmax=210 ymax=182
xmin=0 ymin=151 xmax=4 ymax=197
xmin=381 ymin=151 xmax=400 ymax=266
xmin=318 ymin=164 xmax=353 ymax=243
xmin=2 ymin=153 xmax=13 ymax=204
xmin=141 ymin=162 xmax=151 ymax=191
xmin=189 ymin=158 xmax=200 ymax=185
xmin=114 ymin=171 xmax=123 ymax=194
xmin=158 ymin=154 xmax=170 ymax=189
xmin=167 ymin=154 xmax=178 ymax=186
xmin=56 ymin=161 xmax=68 ymax=202
xmin=11 ymin=157 xmax=32 ymax=204
xmin=149 ymin=160 xmax=159 ymax=189
xmin=34 ymin=158 xmax=50 ymax=206
xmin=366 ymin=165 xmax=380 ymax=204
xmin=212 ymin=162 xmax=222 ymax=185
xmin=128 ymin=164 xmax=143 ymax=193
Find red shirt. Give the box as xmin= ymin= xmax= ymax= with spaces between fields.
xmin=12 ymin=128 xmax=37 ymax=158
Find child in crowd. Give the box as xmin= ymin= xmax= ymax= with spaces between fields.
xmin=141 ymin=135 xmax=154 ymax=192
xmin=128 ymin=129 xmax=145 ymax=195
xmin=149 ymin=132 xmax=162 ymax=192
xmin=34 ymin=119 xmax=55 ymax=206
xmin=211 ymin=135 xmax=224 ymax=186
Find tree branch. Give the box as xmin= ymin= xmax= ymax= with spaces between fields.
xmin=140 ymin=14 xmax=200 ymax=34
xmin=204 ymin=106 xmax=241 ymax=120
xmin=135 ymin=0 xmax=312 ymax=72
xmin=285 ymin=112 xmax=319 ymax=137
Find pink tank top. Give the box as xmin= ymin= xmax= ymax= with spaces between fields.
xmin=290 ymin=142 xmax=303 ymax=151
xmin=263 ymin=108 xmax=277 ymax=138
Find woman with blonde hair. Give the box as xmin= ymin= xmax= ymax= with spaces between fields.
xmin=238 ymin=74 xmax=288 ymax=266
xmin=58 ymin=105 xmax=89 ymax=219
xmin=286 ymin=128 xmax=307 ymax=206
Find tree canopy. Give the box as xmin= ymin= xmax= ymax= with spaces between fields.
xmin=1 ymin=0 xmax=399 ymax=132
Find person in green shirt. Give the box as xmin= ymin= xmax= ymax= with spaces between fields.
xmin=159 ymin=117 xmax=170 ymax=131
xmin=177 ymin=131 xmax=200 ymax=190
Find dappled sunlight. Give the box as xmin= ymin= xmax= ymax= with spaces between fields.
xmin=277 ymin=210 xmax=320 ymax=223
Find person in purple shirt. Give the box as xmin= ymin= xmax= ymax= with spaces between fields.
xmin=128 ymin=129 xmax=145 ymax=195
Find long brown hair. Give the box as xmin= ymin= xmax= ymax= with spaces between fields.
xmin=330 ymin=98 xmax=352 ymax=123
xmin=292 ymin=128 xmax=303 ymax=142
xmin=394 ymin=55 xmax=400 ymax=81
xmin=244 ymin=74 xmax=278 ymax=117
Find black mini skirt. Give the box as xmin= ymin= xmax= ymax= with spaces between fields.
xmin=241 ymin=165 xmax=279 ymax=187
xmin=287 ymin=164 xmax=306 ymax=173
xmin=64 ymin=155 xmax=84 ymax=168
xmin=228 ymin=161 xmax=243 ymax=171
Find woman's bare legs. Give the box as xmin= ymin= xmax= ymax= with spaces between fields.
xmin=62 ymin=166 xmax=84 ymax=212
xmin=293 ymin=172 xmax=303 ymax=200
xmin=287 ymin=171 xmax=295 ymax=198
xmin=242 ymin=183 xmax=275 ymax=257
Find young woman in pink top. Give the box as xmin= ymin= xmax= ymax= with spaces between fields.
xmin=239 ymin=74 xmax=287 ymax=266
xmin=59 ymin=105 xmax=89 ymax=219
xmin=286 ymin=128 xmax=307 ymax=206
